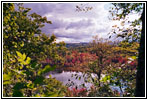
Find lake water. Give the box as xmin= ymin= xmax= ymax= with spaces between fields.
xmin=45 ymin=71 xmax=124 ymax=95
xmin=45 ymin=71 xmax=97 ymax=90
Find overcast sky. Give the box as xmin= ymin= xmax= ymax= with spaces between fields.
xmin=23 ymin=3 xmax=140 ymax=43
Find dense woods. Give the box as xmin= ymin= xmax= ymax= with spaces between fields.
xmin=3 ymin=3 xmax=145 ymax=97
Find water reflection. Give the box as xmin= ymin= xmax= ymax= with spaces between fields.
xmin=45 ymin=71 xmax=124 ymax=95
xmin=46 ymin=71 xmax=97 ymax=89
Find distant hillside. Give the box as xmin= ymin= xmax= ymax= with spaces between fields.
xmin=66 ymin=42 xmax=89 ymax=48
xmin=65 ymin=41 xmax=120 ymax=48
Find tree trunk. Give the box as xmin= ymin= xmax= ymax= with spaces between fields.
xmin=97 ymin=56 xmax=103 ymax=87
xmin=135 ymin=3 xmax=145 ymax=97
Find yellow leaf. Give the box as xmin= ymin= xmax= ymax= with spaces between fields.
xmin=16 ymin=51 xmax=23 ymax=58
xmin=25 ymin=57 xmax=31 ymax=64
xmin=20 ymin=42 xmax=24 ymax=47
xmin=3 ymin=74 xmax=11 ymax=81
xmin=22 ymin=53 xmax=26 ymax=60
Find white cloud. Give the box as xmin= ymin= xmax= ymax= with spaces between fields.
xmin=23 ymin=3 xmax=141 ymax=43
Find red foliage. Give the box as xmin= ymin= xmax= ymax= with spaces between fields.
xmin=46 ymin=58 xmax=52 ymax=63
xmin=130 ymin=60 xmax=138 ymax=69
xmin=64 ymin=51 xmax=98 ymax=68
xmin=109 ymin=56 xmax=137 ymax=70
xmin=66 ymin=87 xmax=87 ymax=97
xmin=118 ymin=57 xmax=127 ymax=64
xmin=41 ymin=58 xmax=55 ymax=65
xmin=111 ymin=56 xmax=127 ymax=64
xmin=72 ymin=58 xmax=76 ymax=63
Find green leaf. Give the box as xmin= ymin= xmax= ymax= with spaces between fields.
xmin=34 ymin=76 xmax=45 ymax=84
xmin=20 ymin=70 xmax=26 ymax=75
xmin=107 ymin=75 xmax=111 ymax=80
xmin=38 ymin=70 xmax=42 ymax=76
xmin=101 ymin=75 xmax=111 ymax=82
xmin=79 ymin=77 xmax=81 ymax=80
xmin=12 ymin=90 xmax=23 ymax=97
xmin=113 ymin=72 xmax=118 ymax=77
xmin=34 ymin=94 xmax=40 ymax=97
xmin=3 ymin=81 xmax=11 ymax=85
xmin=41 ymin=65 xmax=56 ymax=74
xmin=27 ymin=83 xmax=34 ymax=89
xmin=45 ymin=93 xmax=58 ymax=97
xmin=13 ymin=82 xmax=26 ymax=90
xmin=31 ymin=61 xmax=37 ymax=68
xmin=101 ymin=77 xmax=107 ymax=82
xmin=21 ymin=70 xmax=32 ymax=77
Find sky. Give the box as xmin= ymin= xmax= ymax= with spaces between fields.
xmin=23 ymin=3 xmax=141 ymax=43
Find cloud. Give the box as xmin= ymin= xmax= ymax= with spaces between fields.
xmin=41 ymin=18 xmax=68 ymax=34
xmin=23 ymin=3 xmax=116 ymax=43
xmin=23 ymin=3 xmax=56 ymax=15
xmin=56 ymin=37 xmax=93 ymax=43
xmin=66 ymin=19 xmax=94 ymax=29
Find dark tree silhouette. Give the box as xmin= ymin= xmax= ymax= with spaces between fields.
xmin=135 ymin=3 xmax=145 ymax=97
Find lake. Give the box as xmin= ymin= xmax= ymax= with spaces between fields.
xmin=45 ymin=71 xmax=124 ymax=95
xmin=45 ymin=71 xmax=97 ymax=90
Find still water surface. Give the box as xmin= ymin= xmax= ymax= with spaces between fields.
xmin=45 ymin=71 xmax=123 ymax=93
xmin=46 ymin=71 xmax=96 ymax=89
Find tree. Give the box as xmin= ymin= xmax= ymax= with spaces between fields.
xmin=75 ymin=4 xmax=93 ymax=12
xmin=109 ymin=3 xmax=143 ymax=43
xmin=110 ymin=3 xmax=145 ymax=97
xmin=89 ymin=36 xmax=112 ymax=86
xmin=3 ymin=3 xmax=67 ymax=97
xmin=135 ymin=3 xmax=145 ymax=97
